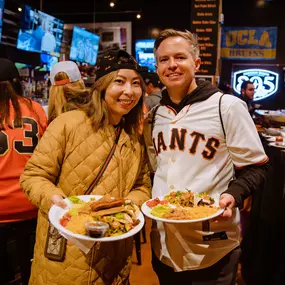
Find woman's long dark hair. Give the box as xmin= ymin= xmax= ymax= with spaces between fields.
xmin=0 ymin=78 xmax=34 ymax=130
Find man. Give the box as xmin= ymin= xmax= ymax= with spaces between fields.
xmin=240 ymin=80 xmax=259 ymax=116
xmin=143 ymin=72 xmax=164 ymax=111
xmin=146 ymin=29 xmax=269 ymax=285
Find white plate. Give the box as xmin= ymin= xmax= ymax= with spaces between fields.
xmin=49 ymin=195 xmax=145 ymax=242
xmin=141 ymin=196 xmax=224 ymax=224
xmin=268 ymin=142 xmax=285 ymax=149
xmin=266 ymin=136 xmax=277 ymax=142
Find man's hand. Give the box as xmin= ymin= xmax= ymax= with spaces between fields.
xmin=219 ymin=193 xmax=236 ymax=219
xmin=51 ymin=195 xmax=67 ymax=209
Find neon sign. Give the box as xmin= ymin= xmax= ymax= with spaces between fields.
xmin=233 ymin=68 xmax=279 ymax=101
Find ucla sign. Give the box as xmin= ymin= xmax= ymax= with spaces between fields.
xmin=233 ymin=69 xmax=279 ymax=101
xmin=221 ymin=27 xmax=278 ymax=60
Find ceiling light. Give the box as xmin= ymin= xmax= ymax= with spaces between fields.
xmin=136 ymin=14 xmax=141 ymax=19
xmin=18 ymin=7 xmax=22 ymax=12
xmin=110 ymin=2 xmax=115 ymax=7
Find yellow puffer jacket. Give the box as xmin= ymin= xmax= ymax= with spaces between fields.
xmin=20 ymin=110 xmax=151 ymax=285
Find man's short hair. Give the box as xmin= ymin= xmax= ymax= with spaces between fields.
xmin=154 ymin=29 xmax=200 ymax=60
xmin=241 ymin=80 xmax=254 ymax=91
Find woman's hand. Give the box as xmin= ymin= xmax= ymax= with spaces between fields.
xmin=51 ymin=195 xmax=67 ymax=208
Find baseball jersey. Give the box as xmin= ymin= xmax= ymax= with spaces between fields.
xmin=0 ymin=99 xmax=47 ymax=223
xmin=150 ymin=92 xmax=268 ymax=271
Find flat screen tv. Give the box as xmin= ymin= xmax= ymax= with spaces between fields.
xmin=16 ymin=5 xmax=64 ymax=57
xmin=0 ymin=0 xmax=5 ymax=41
xmin=135 ymin=39 xmax=156 ymax=72
xmin=70 ymin=26 xmax=100 ymax=65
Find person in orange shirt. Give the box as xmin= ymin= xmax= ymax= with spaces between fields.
xmin=0 ymin=59 xmax=47 ymax=285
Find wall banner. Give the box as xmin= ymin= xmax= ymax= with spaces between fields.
xmin=221 ymin=26 xmax=278 ymax=60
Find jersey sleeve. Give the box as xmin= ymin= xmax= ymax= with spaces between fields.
xmin=222 ymin=96 xmax=268 ymax=168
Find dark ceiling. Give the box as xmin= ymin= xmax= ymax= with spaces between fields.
xmin=8 ymin=0 xmax=285 ymax=30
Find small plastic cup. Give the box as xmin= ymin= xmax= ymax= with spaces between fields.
xmin=85 ymin=221 xmax=109 ymax=238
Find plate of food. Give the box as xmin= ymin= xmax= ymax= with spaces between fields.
xmin=268 ymin=141 xmax=285 ymax=149
xmin=49 ymin=194 xmax=144 ymax=242
xmin=141 ymin=190 xmax=224 ymax=223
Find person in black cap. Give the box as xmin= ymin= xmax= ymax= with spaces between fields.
xmin=142 ymin=72 xmax=164 ymax=111
xmin=0 ymin=58 xmax=47 ymax=285
xmin=20 ymin=50 xmax=151 ymax=285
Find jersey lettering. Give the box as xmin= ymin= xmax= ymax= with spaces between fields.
xmin=153 ymin=128 xmax=220 ymax=160
xmin=0 ymin=131 xmax=9 ymax=156
xmin=202 ymin=137 xmax=220 ymax=160
xmin=157 ymin=131 xmax=167 ymax=154
xmin=13 ymin=117 xmax=39 ymax=154
xmin=169 ymin=128 xmax=187 ymax=151
xmin=189 ymin=131 xmax=205 ymax=155
xmin=0 ymin=117 xmax=39 ymax=156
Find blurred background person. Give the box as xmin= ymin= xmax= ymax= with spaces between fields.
xmin=218 ymin=81 xmax=233 ymax=95
xmin=239 ymin=80 xmax=261 ymax=116
xmin=48 ymin=60 xmax=90 ymax=124
xmin=0 ymin=58 xmax=47 ymax=285
xmin=20 ymin=50 xmax=151 ymax=285
xmin=142 ymin=72 xmax=164 ymax=111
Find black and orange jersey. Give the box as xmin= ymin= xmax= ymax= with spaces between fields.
xmin=0 ymin=99 xmax=47 ymax=223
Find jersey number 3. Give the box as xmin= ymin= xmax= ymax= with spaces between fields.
xmin=0 ymin=118 xmax=39 ymax=156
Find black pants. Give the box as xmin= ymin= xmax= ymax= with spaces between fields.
xmin=152 ymin=247 xmax=241 ymax=285
xmin=0 ymin=219 xmax=37 ymax=285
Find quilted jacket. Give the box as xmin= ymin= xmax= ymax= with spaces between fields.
xmin=20 ymin=110 xmax=151 ymax=285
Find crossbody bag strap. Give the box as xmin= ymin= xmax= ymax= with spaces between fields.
xmin=85 ymin=125 xmax=122 ymax=195
xmin=219 ymin=94 xmax=226 ymax=138
xmin=151 ymin=105 xmax=160 ymax=136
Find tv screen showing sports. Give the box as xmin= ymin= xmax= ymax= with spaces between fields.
xmin=135 ymin=39 xmax=156 ymax=72
xmin=16 ymin=5 xmax=64 ymax=57
xmin=0 ymin=0 xmax=5 ymax=41
xmin=39 ymin=53 xmax=58 ymax=71
xmin=70 ymin=26 xmax=100 ymax=65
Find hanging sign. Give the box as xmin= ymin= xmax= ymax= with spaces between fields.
xmin=232 ymin=68 xmax=279 ymax=101
xmin=221 ymin=27 xmax=278 ymax=60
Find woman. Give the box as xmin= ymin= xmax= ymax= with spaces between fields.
xmin=20 ymin=49 xmax=151 ymax=285
xmin=0 ymin=58 xmax=47 ymax=285
xmin=48 ymin=60 xmax=89 ymax=123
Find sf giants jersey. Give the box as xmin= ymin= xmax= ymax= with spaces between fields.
xmin=0 ymin=99 xmax=47 ymax=223
xmin=150 ymin=92 xmax=268 ymax=271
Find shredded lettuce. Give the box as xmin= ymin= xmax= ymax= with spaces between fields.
xmin=68 ymin=196 xmax=82 ymax=204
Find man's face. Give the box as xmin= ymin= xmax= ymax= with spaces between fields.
xmin=242 ymin=83 xmax=255 ymax=100
xmin=155 ymin=36 xmax=200 ymax=94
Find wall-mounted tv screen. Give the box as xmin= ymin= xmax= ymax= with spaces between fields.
xmin=16 ymin=5 xmax=64 ymax=57
xmin=135 ymin=39 xmax=156 ymax=72
xmin=0 ymin=0 xmax=5 ymax=41
xmin=70 ymin=26 xmax=100 ymax=65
